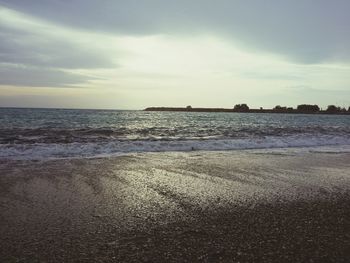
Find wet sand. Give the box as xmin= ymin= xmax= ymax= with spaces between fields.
xmin=1 ymin=149 xmax=350 ymax=262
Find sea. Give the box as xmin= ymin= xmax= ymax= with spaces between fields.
xmin=1 ymin=107 xmax=350 ymax=160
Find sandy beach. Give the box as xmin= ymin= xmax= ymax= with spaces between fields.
xmin=1 ymin=149 xmax=350 ymax=262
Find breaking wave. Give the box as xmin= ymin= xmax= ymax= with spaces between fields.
xmin=1 ymin=134 xmax=350 ymax=160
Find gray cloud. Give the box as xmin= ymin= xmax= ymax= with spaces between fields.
xmin=0 ymin=26 xmax=115 ymax=70
xmin=1 ymin=0 xmax=350 ymax=64
xmin=0 ymin=12 xmax=117 ymax=69
xmin=0 ymin=64 xmax=90 ymax=87
xmin=0 ymin=5 xmax=116 ymax=88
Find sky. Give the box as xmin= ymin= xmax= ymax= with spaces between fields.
xmin=0 ymin=0 xmax=350 ymax=110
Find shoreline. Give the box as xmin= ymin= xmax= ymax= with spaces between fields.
xmin=1 ymin=150 xmax=350 ymax=262
xmin=2 ymin=145 xmax=350 ymax=163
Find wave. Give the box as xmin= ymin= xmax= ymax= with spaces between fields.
xmin=1 ymin=134 xmax=350 ymax=160
xmin=1 ymin=125 xmax=349 ymax=144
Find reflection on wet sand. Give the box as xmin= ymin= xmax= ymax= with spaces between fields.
xmin=1 ymin=150 xmax=350 ymax=262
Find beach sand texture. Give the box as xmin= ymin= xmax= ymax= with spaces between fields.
xmin=1 ymin=150 xmax=350 ymax=262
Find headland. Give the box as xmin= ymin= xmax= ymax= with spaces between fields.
xmin=145 ymin=104 xmax=350 ymax=115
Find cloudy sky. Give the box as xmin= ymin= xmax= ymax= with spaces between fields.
xmin=0 ymin=0 xmax=349 ymax=109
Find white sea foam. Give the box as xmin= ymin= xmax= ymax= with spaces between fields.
xmin=1 ymin=134 xmax=350 ymax=160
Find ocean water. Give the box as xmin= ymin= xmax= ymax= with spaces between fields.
xmin=0 ymin=108 xmax=350 ymax=159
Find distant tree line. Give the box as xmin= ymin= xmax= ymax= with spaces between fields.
xmin=145 ymin=104 xmax=350 ymax=114
xmin=325 ymin=105 xmax=348 ymax=113
xmin=233 ymin=104 xmax=250 ymax=112
xmin=273 ymin=105 xmax=294 ymax=113
xmin=296 ymin=104 xmax=320 ymax=113
xmin=232 ymin=104 xmax=350 ymax=113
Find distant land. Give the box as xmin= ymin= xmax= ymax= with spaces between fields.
xmin=145 ymin=104 xmax=350 ymax=115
